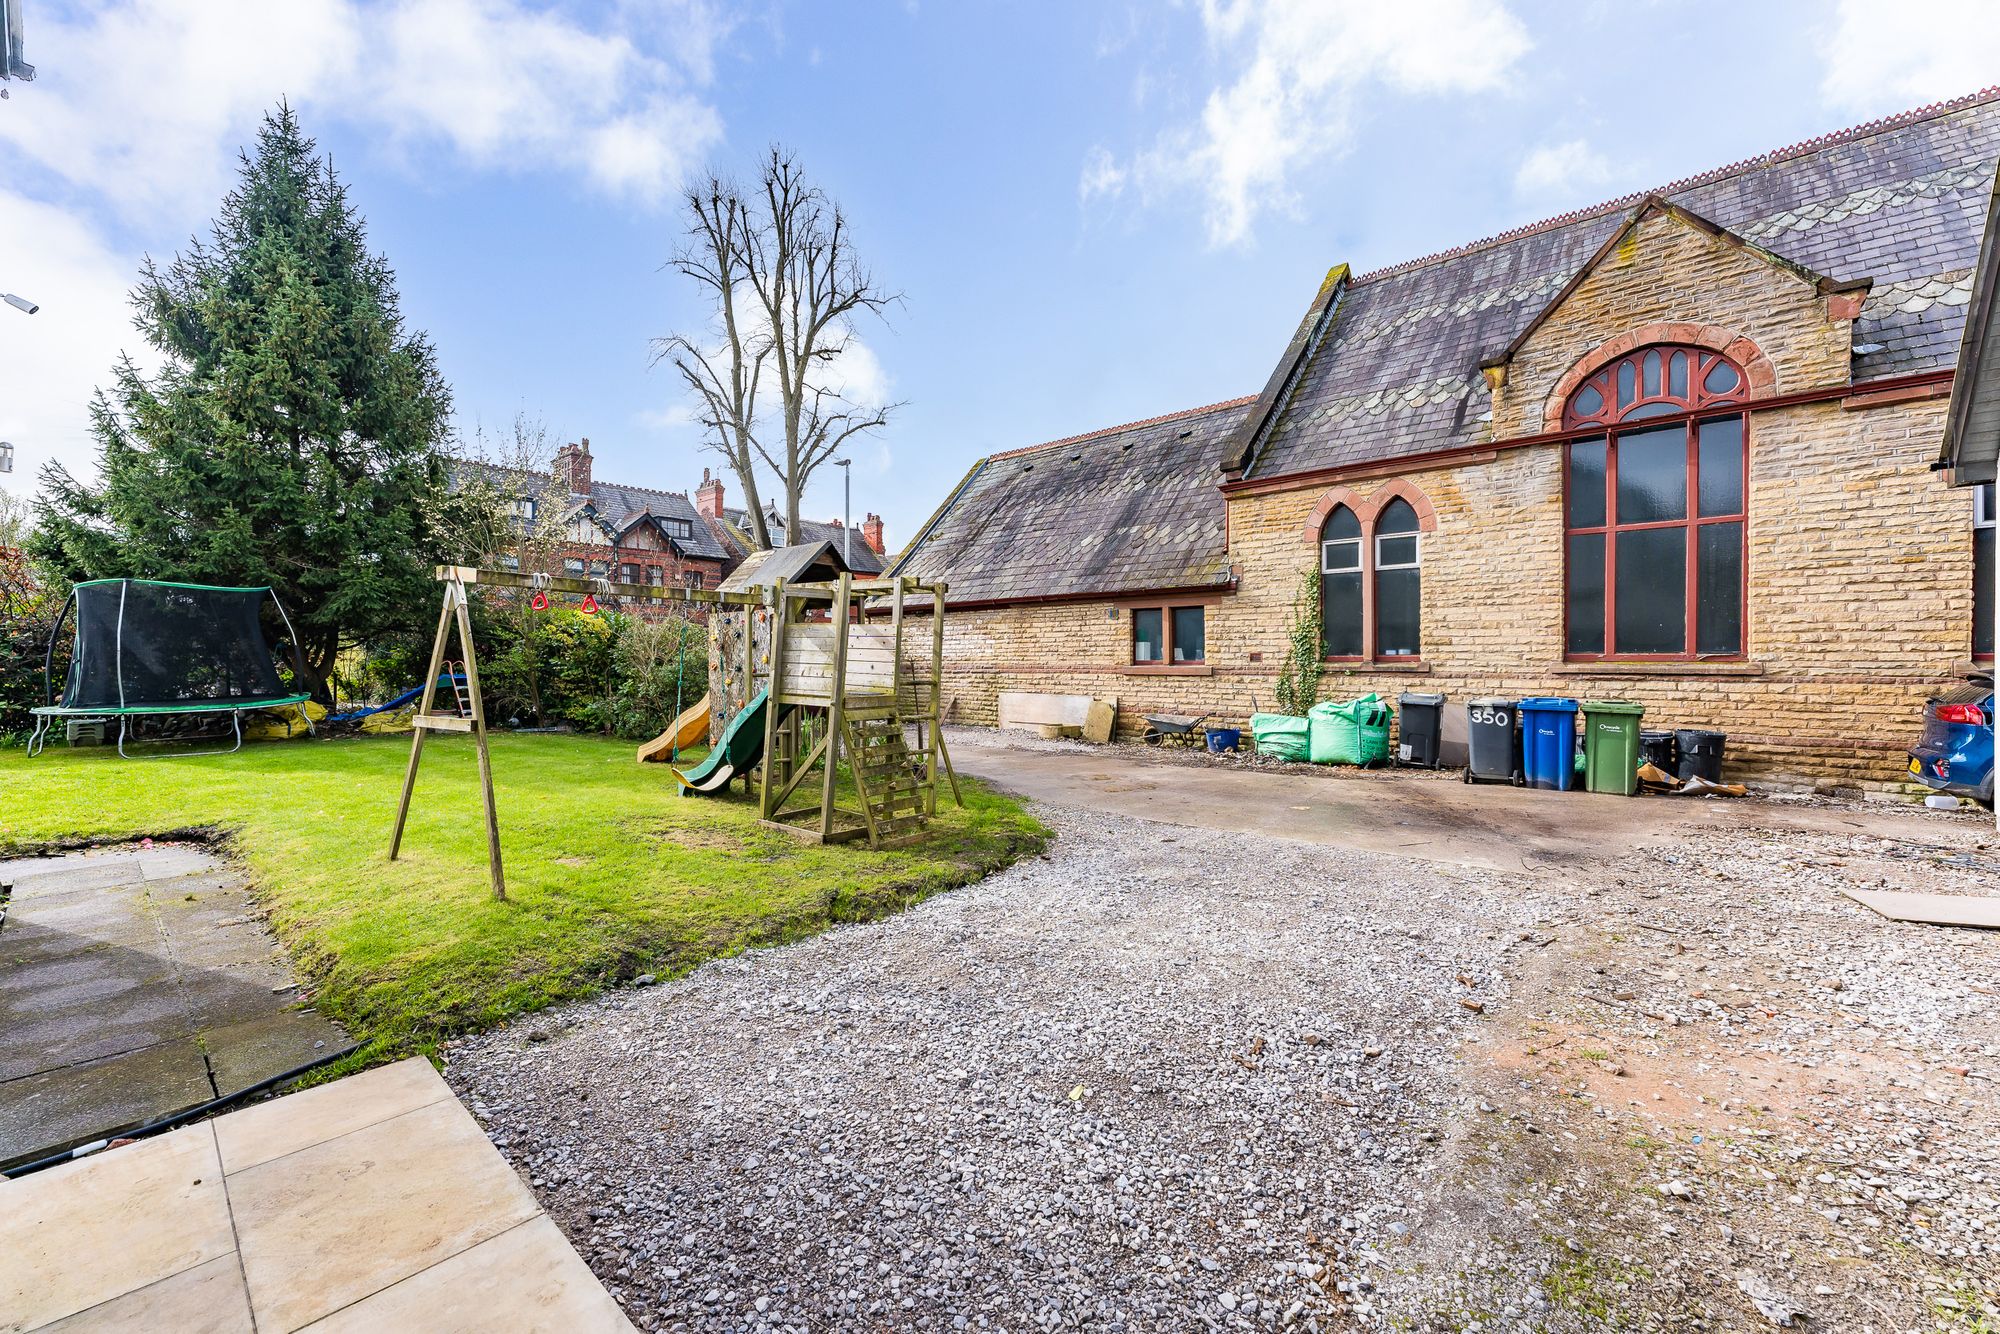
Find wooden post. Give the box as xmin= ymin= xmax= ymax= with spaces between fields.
xmin=821 ymin=572 xmax=853 ymax=840
xmin=389 ymin=574 xmax=506 ymax=900
xmin=452 ymin=585 xmax=505 ymax=901
xmin=927 ymin=581 xmax=962 ymax=811
xmin=389 ymin=581 xmax=458 ymax=862
xmin=759 ymin=583 xmax=787 ymax=822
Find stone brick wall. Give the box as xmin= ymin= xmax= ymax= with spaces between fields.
xmin=924 ymin=599 xmax=1257 ymax=739
xmin=1492 ymin=209 xmax=1853 ymax=438
xmin=917 ymin=208 xmax=1978 ymax=790
xmin=1223 ymin=393 xmax=1973 ymax=791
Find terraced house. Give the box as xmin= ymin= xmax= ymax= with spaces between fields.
xmin=895 ymin=90 xmax=2000 ymax=790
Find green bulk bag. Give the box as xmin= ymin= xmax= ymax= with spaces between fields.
xmin=1250 ymin=712 xmax=1311 ymax=762
xmin=1309 ymin=694 xmax=1395 ymax=766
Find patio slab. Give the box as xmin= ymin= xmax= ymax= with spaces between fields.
xmin=0 ymin=845 xmax=349 ymax=1169
xmin=0 ymin=1059 xmax=633 ymax=1333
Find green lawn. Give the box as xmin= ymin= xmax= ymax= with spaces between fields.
xmin=0 ymin=733 xmax=1047 ymax=1064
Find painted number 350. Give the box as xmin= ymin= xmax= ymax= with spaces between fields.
xmin=1472 ymin=707 xmax=1511 ymax=727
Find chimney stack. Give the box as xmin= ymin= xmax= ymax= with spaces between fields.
xmin=694 ymin=466 xmax=726 ymax=520
xmin=553 ymin=437 xmax=593 ymax=494
xmin=861 ymin=512 xmax=886 ymax=556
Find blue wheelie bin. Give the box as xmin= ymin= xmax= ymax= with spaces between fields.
xmin=1519 ymin=697 xmax=1580 ymax=791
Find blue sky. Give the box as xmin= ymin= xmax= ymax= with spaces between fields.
xmin=3 ymin=0 xmax=1998 ymax=547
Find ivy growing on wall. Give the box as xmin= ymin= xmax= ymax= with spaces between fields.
xmin=1274 ymin=566 xmax=1323 ymax=718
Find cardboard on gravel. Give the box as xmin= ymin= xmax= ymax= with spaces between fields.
xmin=1841 ymin=888 xmax=2000 ymax=929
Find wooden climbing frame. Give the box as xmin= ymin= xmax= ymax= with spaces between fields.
xmin=756 ymin=571 xmax=961 ymax=849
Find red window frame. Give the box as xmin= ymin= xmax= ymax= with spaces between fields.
xmin=1130 ymin=603 xmax=1206 ymax=665
xmin=1318 ymin=503 xmax=1424 ymax=664
xmin=1562 ymin=345 xmax=1750 ymax=662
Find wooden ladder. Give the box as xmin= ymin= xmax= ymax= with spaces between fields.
xmin=443 ymin=660 xmax=472 ymax=717
xmin=844 ymin=698 xmax=930 ymax=847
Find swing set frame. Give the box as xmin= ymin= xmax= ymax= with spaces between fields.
xmin=386 ymin=563 xmax=958 ymax=896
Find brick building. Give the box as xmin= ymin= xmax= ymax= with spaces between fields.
xmin=693 ymin=468 xmax=889 ymax=575
xmin=475 ymin=444 xmax=887 ymax=615
xmin=893 ymin=91 xmax=2000 ymax=792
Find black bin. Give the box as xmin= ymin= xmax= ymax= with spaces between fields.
xmin=1397 ymin=692 xmax=1446 ymax=768
xmin=1675 ymin=729 xmax=1726 ymax=782
xmin=1463 ymin=697 xmax=1521 ymax=785
xmin=1639 ymin=729 xmax=1676 ymax=773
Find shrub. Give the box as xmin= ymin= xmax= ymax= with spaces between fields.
xmin=611 ymin=614 xmax=708 ymax=741
xmin=0 ymin=551 xmax=70 ymax=744
xmin=1274 ymin=567 xmax=1323 ymax=718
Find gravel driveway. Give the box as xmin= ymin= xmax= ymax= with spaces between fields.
xmin=448 ymin=807 xmax=1558 ymax=1331
xmin=446 ymin=742 xmax=2000 ymax=1332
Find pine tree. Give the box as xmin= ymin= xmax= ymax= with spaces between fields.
xmin=31 ymin=104 xmax=473 ymax=702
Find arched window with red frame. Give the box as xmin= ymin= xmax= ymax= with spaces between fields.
xmin=1563 ymin=344 xmax=1748 ymax=659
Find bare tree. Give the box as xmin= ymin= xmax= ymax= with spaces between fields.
xmin=654 ymin=178 xmax=774 ymax=550
xmin=655 ymin=149 xmax=900 ymax=549
xmin=742 ymin=148 xmax=901 ymax=540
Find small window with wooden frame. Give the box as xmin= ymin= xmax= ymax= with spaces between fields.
xmin=1317 ymin=490 xmax=1427 ymax=663
xmin=1128 ymin=602 xmax=1208 ymax=670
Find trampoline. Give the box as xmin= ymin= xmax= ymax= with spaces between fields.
xmin=28 ymin=579 xmax=312 ymax=759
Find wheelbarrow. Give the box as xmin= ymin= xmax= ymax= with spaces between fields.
xmin=1142 ymin=713 xmax=1209 ymax=746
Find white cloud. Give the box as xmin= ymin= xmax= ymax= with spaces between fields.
xmin=1091 ymin=0 xmax=1531 ymax=246
xmin=1078 ymin=145 xmax=1128 ymax=203
xmin=0 ymin=0 xmax=731 ymax=499
xmin=1817 ymin=0 xmax=2000 ymax=115
xmin=1513 ymin=138 xmax=1615 ymax=201
xmin=0 ymin=191 xmax=155 ymax=489
xmin=0 ymin=0 xmax=726 ymax=223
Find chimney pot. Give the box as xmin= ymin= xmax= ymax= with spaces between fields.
xmin=861 ymin=512 xmax=886 ymax=556
xmin=694 ymin=466 xmax=726 ymax=520
xmin=554 ymin=439 xmax=593 ymax=493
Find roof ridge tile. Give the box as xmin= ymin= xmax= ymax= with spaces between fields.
xmin=1353 ymin=85 xmax=2000 ymax=286
xmin=987 ymin=395 xmax=1259 ymax=461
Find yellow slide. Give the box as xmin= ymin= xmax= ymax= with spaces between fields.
xmin=637 ymin=693 xmax=712 ymax=763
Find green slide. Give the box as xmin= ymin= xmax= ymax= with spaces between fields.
xmin=671 ymin=688 xmax=786 ymax=796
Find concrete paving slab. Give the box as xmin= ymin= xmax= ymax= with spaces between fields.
xmin=1841 ymin=887 xmax=2000 ymax=928
xmin=0 ymin=845 xmax=348 ymax=1170
xmin=230 ymin=1098 xmax=544 ymax=1331
xmin=0 ymin=1040 xmax=213 ymax=1164
xmin=299 ymin=1214 xmax=633 ymax=1333
xmin=215 ymin=1058 xmax=450 ymax=1175
xmin=0 ymin=975 xmax=192 ymax=1083
xmin=0 ymin=1060 xmax=634 ymax=1332
xmin=0 ymin=854 xmax=146 ymax=898
xmin=0 ymin=1123 xmax=233 ymax=1333
xmin=203 ymin=1009 xmax=349 ymax=1094
xmin=37 ymin=1255 xmax=254 ymax=1334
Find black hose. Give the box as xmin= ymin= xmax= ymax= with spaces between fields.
xmin=3 ymin=1041 xmax=364 ymax=1179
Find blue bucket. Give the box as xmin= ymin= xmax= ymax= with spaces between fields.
xmin=1205 ymin=727 xmax=1242 ymax=753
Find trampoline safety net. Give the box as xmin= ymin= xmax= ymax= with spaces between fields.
xmin=60 ymin=580 xmax=299 ymax=710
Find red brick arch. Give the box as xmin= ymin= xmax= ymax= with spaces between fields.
xmin=1300 ymin=478 xmax=1438 ymax=542
xmin=1541 ymin=322 xmax=1777 ymax=431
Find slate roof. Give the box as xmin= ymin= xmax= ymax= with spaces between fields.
xmin=584 ymin=481 xmax=730 ymax=561
xmin=890 ymin=397 xmax=1256 ymax=605
xmin=451 ymin=461 xmax=730 ymax=562
xmin=1941 ymin=166 xmax=2000 ymax=485
xmin=720 ymin=507 xmax=886 ymax=574
xmin=1243 ymin=88 xmax=2000 ymax=481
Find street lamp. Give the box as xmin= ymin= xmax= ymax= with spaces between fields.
xmin=3 ymin=293 xmax=37 ymax=315
xmin=0 ymin=441 xmax=13 ymax=474
xmin=832 ymin=458 xmax=852 ymax=567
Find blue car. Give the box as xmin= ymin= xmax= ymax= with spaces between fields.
xmin=1908 ymin=674 xmax=1995 ymax=807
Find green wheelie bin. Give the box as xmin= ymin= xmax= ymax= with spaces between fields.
xmin=1581 ymin=701 xmax=1646 ymax=795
